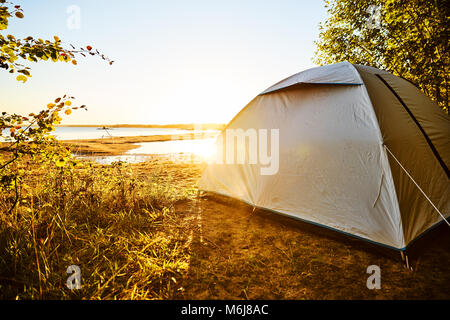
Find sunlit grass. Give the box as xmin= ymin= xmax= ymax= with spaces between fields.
xmin=0 ymin=160 xmax=197 ymax=299
xmin=0 ymin=157 xmax=448 ymax=300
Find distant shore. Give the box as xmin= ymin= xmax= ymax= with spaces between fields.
xmin=56 ymin=123 xmax=226 ymax=130
xmin=63 ymin=131 xmax=219 ymax=156
xmin=1 ymin=124 xmax=223 ymax=156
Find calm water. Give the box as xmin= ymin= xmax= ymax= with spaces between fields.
xmin=1 ymin=126 xmax=217 ymax=141
xmin=127 ymin=138 xmax=217 ymax=156
xmin=77 ymin=138 xmax=218 ymax=164
xmin=2 ymin=126 xmax=220 ymax=164
xmin=53 ymin=127 xmax=196 ymax=140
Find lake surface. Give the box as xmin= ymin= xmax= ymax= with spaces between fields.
xmin=2 ymin=126 xmax=217 ymax=141
xmin=77 ymin=138 xmax=219 ymax=164
xmin=127 ymin=138 xmax=217 ymax=156
xmin=53 ymin=127 xmax=205 ymax=140
xmin=2 ymin=126 xmax=220 ymax=164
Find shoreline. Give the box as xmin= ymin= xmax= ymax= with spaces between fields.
xmin=63 ymin=132 xmax=218 ymax=156
xmin=56 ymin=123 xmax=225 ymax=130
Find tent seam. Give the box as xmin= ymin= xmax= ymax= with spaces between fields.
xmin=375 ymin=74 xmax=450 ymax=179
xmin=351 ymin=64 xmax=406 ymax=249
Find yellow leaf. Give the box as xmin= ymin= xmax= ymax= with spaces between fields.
xmin=72 ymin=59 xmax=77 ymax=65
xmin=47 ymin=103 xmax=56 ymax=109
xmin=55 ymin=158 xmax=66 ymax=167
xmin=65 ymin=101 xmax=72 ymax=106
xmin=65 ymin=109 xmax=72 ymax=115
xmin=16 ymin=75 xmax=27 ymax=83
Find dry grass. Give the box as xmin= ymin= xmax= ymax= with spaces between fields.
xmin=0 ymin=159 xmax=201 ymax=299
xmin=0 ymin=157 xmax=448 ymax=299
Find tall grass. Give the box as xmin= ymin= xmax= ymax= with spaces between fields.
xmin=0 ymin=160 xmax=197 ymax=299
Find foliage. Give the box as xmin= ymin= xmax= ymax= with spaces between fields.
xmin=0 ymin=1 xmax=111 ymax=214
xmin=0 ymin=96 xmax=86 ymax=213
xmin=314 ymin=0 xmax=449 ymax=112
xmin=0 ymin=1 xmax=113 ymax=83
xmin=0 ymin=1 xmax=195 ymax=300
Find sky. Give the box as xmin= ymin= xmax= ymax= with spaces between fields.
xmin=1 ymin=0 xmax=328 ymax=125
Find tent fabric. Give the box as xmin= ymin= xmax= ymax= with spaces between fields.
xmin=354 ymin=66 xmax=450 ymax=246
xmin=199 ymin=62 xmax=450 ymax=250
xmin=261 ymin=61 xmax=364 ymax=95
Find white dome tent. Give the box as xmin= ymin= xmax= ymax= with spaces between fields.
xmin=199 ymin=61 xmax=449 ymax=251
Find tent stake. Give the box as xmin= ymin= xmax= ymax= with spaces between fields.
xmin=405 ymin=255 xmax=413 ymax=271
xmin=402 ymin=254 xmax=414 ymax=271
xmin=400 ymin=251 xmax=413 ymax=271
xmin=247 ymin=206 xmax=256 ymax=223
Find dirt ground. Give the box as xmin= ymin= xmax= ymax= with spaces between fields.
xmin=170 ymin=194 xmax=450 ymax=299
xmin=140 ymin=158 xmax=450 ymax=300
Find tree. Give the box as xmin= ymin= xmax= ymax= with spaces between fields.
xmin=314 ymin=0 xmax=449 ymax=113
xmin=0 ymin=1 xmax=111 ymax=214
xmin=0 ymin=1 xmax=113 ymax=82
